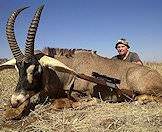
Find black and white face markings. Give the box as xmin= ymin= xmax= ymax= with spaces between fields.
xmin=11 ymin=60 xmax=43 ymax=108
xmin=16 ymin=60 xmax=43 ymax=92
xmin=26 ymin=64 xmax=42 ymax=84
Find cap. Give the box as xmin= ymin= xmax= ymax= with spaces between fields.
xmin=115 ymin=38 xmax=130 ymax=49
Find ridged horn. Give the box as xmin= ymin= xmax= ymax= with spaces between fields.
xmin=24 ymin=5 xmax=44 ymax=61
xmin=6 ymin=7 xmax=29 ymax=62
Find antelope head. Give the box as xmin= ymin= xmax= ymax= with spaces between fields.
xmin=1 ymin=5 xmax=77 ymax=108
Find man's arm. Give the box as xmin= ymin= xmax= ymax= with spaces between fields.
xmin=131 ymin=52 xmax=143 ymax=65
xmin=133 ymin=60 xmax=143 ymax=65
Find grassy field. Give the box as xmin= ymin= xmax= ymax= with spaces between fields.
xmin=0 ymin=62 xmax=162 ymax=132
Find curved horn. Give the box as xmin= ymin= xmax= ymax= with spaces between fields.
xmin=38 ymin=56 xmax=100 ymax=84
xmin=6 ymin=7 xmax=29 ymax=62
xmin=39 ymin=56 xmax=77 ymax=75
xmin=24 ymin=5 xmax=44 ymax=61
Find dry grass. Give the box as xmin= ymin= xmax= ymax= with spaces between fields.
xmin=0 ymin=63 xmax=162 ymax=132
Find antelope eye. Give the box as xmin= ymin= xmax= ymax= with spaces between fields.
xmin=33 ymin=66 xmax=42 ymax=77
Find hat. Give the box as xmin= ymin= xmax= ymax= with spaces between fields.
xmin=115 ymin=38 xmax=130 ymax=49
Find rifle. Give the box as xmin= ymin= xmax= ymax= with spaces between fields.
xmin=76 ymin=72 xmax=120 ymax=88
xmin=76 ymin=72 xmax=133 ymax=101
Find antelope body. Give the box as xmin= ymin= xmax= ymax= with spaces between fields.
xmin=1 ymin=5 xmax=162 ymax=109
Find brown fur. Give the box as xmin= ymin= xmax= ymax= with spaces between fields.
xmin=39 ymin=48 xmax=162 ymax=105
xmin=42 ymin=47 xmax=97 ymax=58
xmin=50 ymin=98 xmax=98 ymax=110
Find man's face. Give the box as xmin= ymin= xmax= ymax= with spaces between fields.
xmin=116 ymin=44 xmax=129 ymax=55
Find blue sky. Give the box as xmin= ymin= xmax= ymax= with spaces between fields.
xmin=0 ymin=0 xmax=162 ymax=62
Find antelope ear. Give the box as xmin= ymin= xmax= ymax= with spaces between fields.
xmin=39 ymin=55 xmax=77 ymax=75
xmin=0 ymin=58 xmax=16 ymax=70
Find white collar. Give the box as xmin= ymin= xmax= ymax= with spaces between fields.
xmin=123 ymin=51 xmax=130 ymax=60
